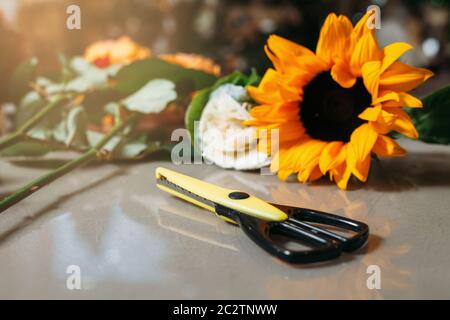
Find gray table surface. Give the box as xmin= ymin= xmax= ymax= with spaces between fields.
xmin=0 ymin=138 xmax=449 ymax=299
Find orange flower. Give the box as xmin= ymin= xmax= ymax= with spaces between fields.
xmin=160 ymin=53 xmax=221 ymax=76
xmin=245 ymin=12 xmax=433 ymax=189
xmin=84 ymin=36 xmax=151 ymax=68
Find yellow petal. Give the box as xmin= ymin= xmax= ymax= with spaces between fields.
xmin=270 ymin=150 xmax=281 ymax=173
xmin=298 ymin=164 xmax=318 ymax=183
xmin=381 ymin=42 xmax=413 ymax=73
xmin=379 ymin=62 xmax=433 ymax=92
xmin=345 ymin=143 xmax=371 ymax=183
xmin=350 ymin=123 xmax=378 ymax=161
xmin=274 ymin=144 xmax=301 ymax=173
xmin=358 ymin=105 xmax=382 ymax=121
xmin=316 ymin=13 xmax=353 ymax=66
xmin=292 ymin=55 xmax=328 ymax=80
xmin=331 ymin=58 xmax=357 ymax=88
xmin=350 ymin=32 xmax=383 ymax=76
xmin=359 ymin=106 xmax=396 ymax=126
xmin=372 ymin=91 xmax=399 ymax=104
xmin=382 ymin=92 xmax=423 ymax=108
xmin=333 ymin=161 xmax=352 ymax=190
xmin=372 ymin=135 xmax=406 ymax=157
xmin=246 ymin=69 xmax=280 ymax=104
xmin=377 ymin=109 xmax=397 ymax=126
xmin=309 ymin=166 xmax=324 ymax=182
xmin=278 ymin=169 xmax=293 ymax=181
xmin=268 ymin=35 xmax=315 ymax=58
xmin=361 ymin=61 xmax=382 ymax=98
xmin=296 ymin=140 xmax=328 ymax=170
xmin=319 ymin=141 xmax=344 ymax=174
xmin=352 ymin=155 xmax=371 ymax=182
xmin=388 ymin=108 xmax=419 ymax=139
xmin=275 ymin=121 xmax=306 ymax=143
xmin=351 ymin=11 xmax=376 ymax=42
xmin=266 ymin=35 xmax=316 ymax=73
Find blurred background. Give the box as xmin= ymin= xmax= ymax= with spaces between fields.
xmin=0 ymin=0 xmax=449 ymax=133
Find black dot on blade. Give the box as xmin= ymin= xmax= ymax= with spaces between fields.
xmin=228 ymin=192 xmax=250 ymax=200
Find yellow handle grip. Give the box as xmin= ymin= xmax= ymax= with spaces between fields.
xmin=155 ymin=167 xmax=288 ymax=222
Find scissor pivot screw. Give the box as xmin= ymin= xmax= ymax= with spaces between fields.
xmin=228 ymin=192 xmax=250 ymax=200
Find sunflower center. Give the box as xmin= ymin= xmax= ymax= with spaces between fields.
xmin=300 ymin=72 xmax=371 ymax=142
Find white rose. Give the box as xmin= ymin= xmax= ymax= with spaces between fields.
xmin=198 ymin=84 xmax=270 ymax=170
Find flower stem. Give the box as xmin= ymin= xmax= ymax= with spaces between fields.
xmin=23 ymin=135 xmax=87 ymax=153
xmin=0 ymin=112 xmax=138 ymax=214
xmin=0 ymin=95 xmax=70 ymax=152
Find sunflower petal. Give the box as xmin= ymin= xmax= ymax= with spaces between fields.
xmin=270 ymin=150 xmax=281 ymax=173
xmin=352 ymin=155 xmax=371 ymax=182
xmin=268 ymin=35 xmax=315 ymax=58
xmin=359 ymin=106 xmax=396 ymax=126
xmin=278 ymin=169 xmax=293 ymax=181
xmin=372 ymin=135 xmax=406 ymax=157
xmin=381 ymin=42 xmax=413 ymax=73
xmin=352 ymin=11 xmax=376 ymax=41
xmin=361 ymin=60 xmax=382 ymax=98
xmin=372 ymin=91 xmax=399 ymax=104
xmin=350 ymin=32 xmax=383 ymax=76
xmin=247 ymin=68 xmax=280 ymax=104
xmin=382 ymin=92 xmax=423 ymax=108
xmin=319 ymin=141 xmax=344 ymax=174
xmin=350 ymin=123 xmax=378 ymax=161
xmin=388 ymin=108 xmax=419 ymax=139
xmin=309 ymin=166 xmax=324 ymax=182
xmin=358 ymin=105 xmax=382 ymax=121
xmin=266 ymin=35 xmax=317 ymax=73
xmin=296 ymin=140 xmax=327 ymax=170
xmin=331 ymin=58 xmax=356 ymax=88
xmin=333 ymin=162 xmax=352 ymax=190
xmin=316 ymin=13 xmax=353 ymax=66
xmin=379 ymin=62 xmax=434 ymax=92
xmin=298 ymin=163 xmax=324 ymax=183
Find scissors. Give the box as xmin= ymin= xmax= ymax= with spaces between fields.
xmin=155 ymin=167 xmax=369 ymax=264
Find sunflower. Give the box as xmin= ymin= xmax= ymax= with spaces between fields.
xmin=245 ymin=12 xmax=433 ymax=189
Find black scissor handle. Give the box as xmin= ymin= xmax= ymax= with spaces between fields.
xmin=237 ymin=214 xmax=343 ymax=264
xmin=236 ymin=206 xmax=369 ymax=264
xmin=289 ymin=207 xmax=369 ymax=252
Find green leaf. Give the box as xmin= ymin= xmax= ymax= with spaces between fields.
xmin=36 ymin=57 xmax=121 ymax=94
xmin=9 ymin=58 xmax=38 ymax=103
xmin=65 ymin=106 xmax=89 ymax=147
xmin=28 ymin=127 xmax=52 ymax=141
xmin=58 ymin=52 xmax=76 ymax=83
xmin=0 ymin=142 xmax=52 ymax=157
xmin=122 ymin=79 xmax=177 ymax=114
xmin=184 ymin=70 xmax=260 ymax=143
xmin=52 ymin=121 xmax=68 ymax=143
xmin=114 ymin=140 xmax=164 ymax=160
xmin=246 ymin=68 xmax=261 ymax=86
xmin=409 ymin=85 xmax=450 ymax=145
xmin=114 ymin=58 xmax=217 ymax=94
xmin=184 ymin=87 xmax=211 ymax=145
xmin=15 ymin=91 xmax=46 ymax=127
xmin=117 ymin=141 xmax=148 ymax=158
xmin=86 ymin=130 xmax=121 ymax=152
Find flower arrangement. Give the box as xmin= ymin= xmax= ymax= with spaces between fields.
xmin=245 ymin=12 xmax=434 ymax=189
xmin=0 ymin=11 xmax=449 ymax=214
xmin=187 ymin=12 xmax=448 ymax=190
xmin=0 ymin=37 xmax=218 ymax=212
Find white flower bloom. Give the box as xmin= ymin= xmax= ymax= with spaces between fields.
xmin=198 ymin=84 xmax=270 ymax=170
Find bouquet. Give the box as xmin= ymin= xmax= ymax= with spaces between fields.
xmin=0 ymin=11 xmax=449 ymax=214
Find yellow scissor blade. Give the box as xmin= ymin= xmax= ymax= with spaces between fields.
xmin=155 ymin=167 xmax=288 ymax=222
